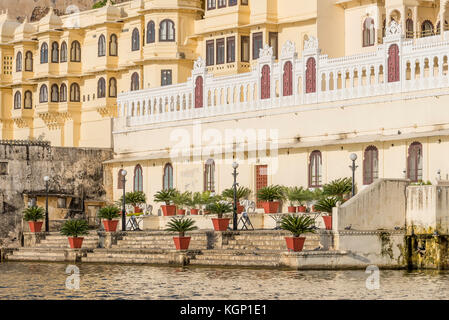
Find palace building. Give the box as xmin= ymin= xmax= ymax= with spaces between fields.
xmin=3 ymin=0 xmax=449 ymax=212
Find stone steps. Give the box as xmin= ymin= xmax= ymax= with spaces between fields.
xmin=189 ymin=252 xmax=281 ymax=267
xmin=6 ymin=247 xmax=88 ymax=262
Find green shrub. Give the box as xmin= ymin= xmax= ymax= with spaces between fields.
xmin=221 ymin=186 xmax=252 ymax=202
xmin=205 ymin=201 xmax=233 ymax=219
xmin=284 ymin=186 xmax=303 ymax=206
xmin=165 ymin=217 xmax=198 ymax=237
xmin=60 ymin=219 xmax=89 ymax=238
xmin=154 ymin=188 xmax=178 ymax=205
xmin=257 ymin=185 xmax=285 ymax=202
xmin=314 ymin=197 xmax=340 ymax=214
xmin=98 ymin=206 xmax=121 ymax=220
xmin=280 ymin=214 xmax=316 ymax=238
xmin=322 ymin=177 xmax=352 ymax=200
xmin=23 ymin=206 xmax=45 ymax=222
xmin=172 ymin=191 xmax=192 ymax=209
xmin=118 ymin=191 xmax=146 ymax=207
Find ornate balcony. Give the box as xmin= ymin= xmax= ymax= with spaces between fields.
xmin=116 ymin=21 xmax=449 ymax=129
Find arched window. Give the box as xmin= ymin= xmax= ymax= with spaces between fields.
xmin=70 ymin=83 xmax=80 ymax=102
xmin=109 ymin=77 xmax=117 ymax=97
xmin=407 ymin=142 xmax=423 ymax=182
xmin=117 ymin=169 xmax=124 ymax=189
xmin=39 ymin=85 xmax=48 ymax=103
xmin=146 ymin=21 xmax=155 ymax=44
xmin=24 ymin=90 xmax=32 ymax=109
xmin=60 ymin=41 xmax=67 ymax=62
xmin=40 ymin=42 xmax=48 ymax=64
xmin=388 ymin=44 xmax=400 ymax=82
xmin=261 ymin=65 xmax=270 ymax=99
xmin=51 ymin=84 xmax=59 ymax=102
xmin=109 ymin=34 xmax=118 ymax=56
xmin=14 ymin=91 xmax=21 ymax=109
xmin=204 ymin=159 xmax=215 ymax=192
xmin=306 ymin=57 xmax=316 ymax=93
xmin=436 ymin=21 xmax=448 ymax=35
xmin=363 ymin=146 xmax=379 ymax=185
xmin=16 ymin=51 xmax=22 ymax=72
xmin=283 ymin=61 xmax=293 ymax=96
xmin=97 ymin=78 xmax=106 ymax=98
xmin=131 ymin=72 xmax=139 ymax=91
xmin=163 ymin=163 xmax=174 ymax=190
xmin=195 ymin=76 xmax=203 ymax=108
xmin=362 ymin=17 xmax=375 ymax=47
xmin=70 ymin=41 xmax=81 ymax=62
xmin=25 ymin=51 xmax=33 ymax=71
xmin=421 ymin=20 xmax=434 ymax=37
xmin=131 ymin=28 xmax=140 ymax=51
xmin=406 ymin=18 xmax=414 ymax=38
xmin=98 ymin=34 xmax=106 ymax=57
xmin=60 ymin=83 xmax=67 ymax=102
xmin=159 ymin=19 xmax=175 ymax=42
xmin=51 ymin=42 xmax=59 ymax=63
xmin=309 ymin=150 xmax=322 ymax=188
xmin=133 ymin=164 xmax=143 ymax=192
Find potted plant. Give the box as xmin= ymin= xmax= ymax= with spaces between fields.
xmin=165 ymin=217 xmax=198 ymax=250
xmin=172 ymin=191 xmax=192 ymax=215
xmin=280 ymin=214 xmax=316 ymax=252
xmin=298 ymin=189 xmax=313 ymax=212
xmin=323 ymin=177 xmax=352 ymax=202
xmin=154 ymin=188 xmax=178 ymax=216
xmin=23 ymin=206 xmax=45 ymax=233
xmin=205 ymin=201 xmax=233 ymax=231
xmin=199 ymin=191 xmax=219 ymax=215
xmin=188 ymin=192 xmax=202 ymax=215
xmin=98 ymin=205 xmax=121 ymax=232
xmin=221 ymin=186 xmax=252 ymax=214
xmin=285 ymin=187 xmax=303 ymax=213
xmin=119 ymin=191 xmax=146 ymax=213
xmin=314 ymin=196 xmax=340 ymax=230
xmin=60 ymin=219 xmax=90 ymax=249
xmin=256 ymin=185 xmax=285 ymax=214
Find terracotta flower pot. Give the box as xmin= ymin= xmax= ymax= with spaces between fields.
xmin=68 ymin=237 xmax=84 ymax=249
xmin=173 ymin=236 xmax=191 ymax=250
xmin=103 ymin=220 xmax=118 ymax=232
xmin=285 ymin=236 xmax=306 ymax=252
xmin=211 ymin=218 xmax=230 ymax=231
xmin=161 ymin=205 xmax=176 ymax=216
xmin=262 ymin=201 xmax=280 ymax=214
xmin=190 ymin=209 xmax=199 ymax=215
xmin=322 ymin=216 xmax=332 ymax=230
xmin=28 ymin=221 xmax=43 ymax=233
xmin=177 ymin=209 xmax=186 ymax=216
xmin=237 ymin=204 xmax=245 ymax=214
xmin=288 ymin=206 xmax=297 ymax=213
xmin=134 ymin=206 xmax=142 ymax=213
xmin=297 ymin=205 xmax=307 ymax=213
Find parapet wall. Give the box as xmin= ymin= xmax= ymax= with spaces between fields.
xmin=0 ymin=140 xmax=113 ymax=237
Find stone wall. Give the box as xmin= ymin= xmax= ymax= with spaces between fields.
xmin=0 ymin=140 xmax=112 ymax=237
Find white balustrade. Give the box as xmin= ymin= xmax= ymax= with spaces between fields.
xmin=117 ymin=22 xmax=449 ymax=128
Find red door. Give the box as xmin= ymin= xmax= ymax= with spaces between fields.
xmin=255 ymin=165 xmax=268 ymax=208
xmin=283 ymin=61 xmax=293 ymax=96
xmin=306 ymin=57 xmax=316 ymax=93
xmin=388 ymin=44 xmax=400 ymax=82
xmin=195 ymin=76 xmax=203 ymax=108
xmin=261 ymin=65 xmax=270 ymax=99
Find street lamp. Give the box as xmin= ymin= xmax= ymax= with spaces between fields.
xmin=232 ymin=162 xmax=239 ymax=231
xmin=43 ymin=176 xmax=50 ymax=232
xmin=121 ymin=170 xmax=127 ymax=231
xmin=349 ymin=153 xmax=358 ymax=197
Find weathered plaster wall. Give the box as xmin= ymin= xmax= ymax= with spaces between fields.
xmin=0 ymin=140 xmax=112 ymax=237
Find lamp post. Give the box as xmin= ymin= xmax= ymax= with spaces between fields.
xmin=232 ymin=162 xmax=239 ymax=231
xmin=349 ymin=153 xmax=358 ymax=197
xmin=43 ymin=176 xmax=50 ymax=232
xmin=121 ymin=170 xmax=127 ymax=231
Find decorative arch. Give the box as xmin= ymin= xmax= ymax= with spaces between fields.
xmin=147 ymin=20 xmax=155 ymax=43
xmin=407 ymin=142 xmax=423 ymax=182
xmin=421 ymin=20 xmax=434 ymax=37
xmin=70 ymin=83 xmax=80 ymax=102
xmin=39 ymin=85 xmax=48 ymax=103
xmin=159 ymin=19 xmax=175 ymax=42
xmin=40 ymin=42 xmax=48 ymax=64
xmin=60 ymin=41 xmax=67 ymax=62
xmin=363 ymin=146 xmax=379 ymax=185
xmin=163 ymin=163 xmax=174 ymax=190
xmin=51 ymin=84 xmax=59 ymax=102
xmin=109 ymin=34 xmax=118 ymax=56
xmin=60 ymin=83 xmax=67 ymax=102
xmin=25 ymin=51 xmax=33 ymax=71
xmin=204 ymin=159 xmax=215 ymax=192
xmin=261 ymin=65 xmax=271 ymax=99
xmin=16 ymin=51 xmax=22 ymax=72
xmin=306 ymin=57 xmax=316 ymax=93
xmin=283 ymin=61 xmax=293 ymax=97
xmin=363 ymin=17 xmax=375 ymax=47
xmin=109 ymin=78 xmax=117 ymax=97
xmin=195 ymin=76 xmax=203 ymax=108
xmin=388 ymin=44 xmax=400 ymax=82
xmin=133 ymin=164 xmax=143 ymax=192
xmin=98 ymin=34 xmax=106 ymax=56
xmin=14 ymin=91 xmax=21 ymax=109
xmin=309 ymin=150 xmax=322 ymax=188
xmin=97 ymin=77 xmax=106 ymax=98
xmin=51 ymin=42 xmax=59 ymax=63
xmin=132 ymin=28 xmax=140 ymax=51
xmin=131 ymin=72 xmax=139 ymax=91
xmin=406 ymin=18 xmax=414 ymax=38
xmin=70 ymin=41 xmax=81 ymax=62
xmin=24 ymin=90 xmax=32 ymax=109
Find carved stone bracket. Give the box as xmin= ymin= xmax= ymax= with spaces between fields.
xmin=13 ymin=117 xmax=32 ymax=129
xmin=38 ymin=112 xmax=67 ymax=130
xmin=96 ymin=105 xmax=116 ymax=118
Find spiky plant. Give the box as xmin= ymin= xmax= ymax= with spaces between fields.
xmin=172 ymin=191 xmax=192 ymax=210
xmin=280 ymin=214 xmax=316 ymax=238
xmin=23 ymin=206 xmax=45 ymax=222
xmin=313 ymin=197 xmax=340 ymax=214
xmin=322 ymin=177 xmax=352 ymax=200
xmin=60 ymin=219 xmax=89 ymax=238
xmin=154 ymin=188 xmax=178 ymax=205
xmin=256 ymin=185 xmax=286 ymax=202
xmin=284 ymin=186 xmax=304 ymax=206
xmin=165 ymin=217 xmax=198 ymax=237
xmin=119 ymin=191 xmax=147 ymax=207
xmin=205 ymin=201 xmax=233 ymax=219
xmin=98 ymin=206 xmax=121 ymax=220
xmin=221 ymin=186 xmax=252 ymax=202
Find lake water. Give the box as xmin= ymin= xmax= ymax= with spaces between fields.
xmin=0 ymin=262 xmax=448 ymax=300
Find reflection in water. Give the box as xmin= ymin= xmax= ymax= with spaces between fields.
xmin=0 ymin=262 xmax=448 ymax=300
